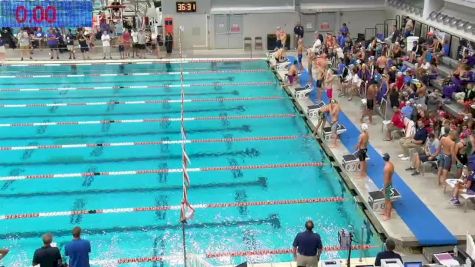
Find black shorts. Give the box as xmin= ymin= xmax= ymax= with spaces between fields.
xmin=377 ymin=67 xmax=385 ymax=74
xmin=357 ymin=148 xmax=368 ymax=161
xmin=275 ymin=40 xmax=282 ymax=48
xmin=139 ymin=44 xmax=146 ymax=50
xmin=118 ymin=45 xmax=125 ymax=52
xmin=366 ymin=99 xmax=374 ymax=110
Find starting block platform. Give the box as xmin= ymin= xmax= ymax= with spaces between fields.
xmin=368 ymin=189 xmax=402 ymax=213
xmin=342 ymin=152 xmax=371 ymax=172
xmin=294 ymin=85 xmax=313 ymax=99
xmin=322 ymin=124 xmax=346 ymax=140
xmin=307 ymin=102 xmax=325 ymax=117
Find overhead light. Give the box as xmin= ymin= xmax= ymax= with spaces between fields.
xmin=437 ymin=14 xmax=446 ymax=22
xmin=443 ymin=16 xmax=452 ymax=25
xmin=465 ymin=23 xmax=473 ymax=32
xmin=409 ymin=6 xmax=415 ymax=13
xmin=457 ymin=21 xmax=467 ymax=29
xmin=429 ymin=11 xmax=438 ymax=20
xmin=450 ymin=18 xmax=460 ymax=27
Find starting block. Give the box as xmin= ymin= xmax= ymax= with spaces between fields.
xmin=277 ymin=61 xmax=290 ymax=70
xmin=368 ymin=189 xmax=401 ymax=213
xmin=295 ymin=85 xmax=313 ymax=99
xmin=342 ymin=152 xmax=370 ymax=172
xmin=306 ymin=102 xmax=325 ymax=117
xmin=322 ymin=124 xmax=346 ymax=141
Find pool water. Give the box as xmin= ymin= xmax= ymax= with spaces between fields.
xmin=0 ymin=60 xmax=381 ymax=266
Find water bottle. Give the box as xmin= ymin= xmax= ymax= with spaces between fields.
xmin=453 ymin=246 xmax=458 ymax=257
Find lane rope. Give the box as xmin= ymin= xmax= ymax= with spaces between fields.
xmin=0 ymin=197 xmax=344 ymax=220
xmin=88 ymin=245 xmax=376 ymax=265
xmin=6 ymin=57 xmax=264 ymax=67
xmin=0 ymin=135 xmax=312 ymax=151
xmin=0 ymin=113 xmax=297 ymax=128
xmin=0 ymin=81 xmax=275 ymax=93
xmin=0 ymin=161 xmax=325 ymax=181
xmin=0 ymin=68 xmax=267 ymax=79
xmin=0 ymin=96 xmax=284 ymax=109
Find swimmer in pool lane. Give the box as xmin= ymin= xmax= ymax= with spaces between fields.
xmin=329 ymin=99 xmax=340 ymax=148
xmin=382 ymin=153 xmax=394 ymax=221
xmin=356 ymin=123 xmax=369 ymax=178
xmin=285 ymin=60 xmax=298 ymax=85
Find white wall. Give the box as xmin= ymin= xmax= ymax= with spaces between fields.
xmin=338 ymin=10 xmax=386 ymax=37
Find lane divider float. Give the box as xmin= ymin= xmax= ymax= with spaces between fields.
xmin=0 ymin=161 xmax=325 ymax=181
xmin=88 ymin=245 xmax=376 ymax=265
xmin=0 ymin=81 xmax=275 ymax=93
xmin=0 ymin=68 xmax=267 ymax=79
xmin=0 ymin=96 xmax=284 ymax=109
xmin=0 ymin=113 xmax=297 ymax=128
xmin=0 ymin=135 xmax=312 ymax=151
xmin=0 ymin=197 xmax=343 ymax=220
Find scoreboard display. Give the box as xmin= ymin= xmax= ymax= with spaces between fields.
xmin=176 ymin=1 xmax=196 ymax=13
xmin=0 ymin=0 xmax=93 ymax=28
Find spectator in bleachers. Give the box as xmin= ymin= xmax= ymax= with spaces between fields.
xmin=455 ymin=135 xmax=468 ymax=178
xmin=398 ymin=119 xmax=427 ymax=160
xmin=340 ymin=23 xmax=349 ymax=37
xmin=450 ymin=166 xmax=475 ymax=205
xmin=461 ymin=50 xmax=475 ymax=68
xmin=401 ymin=99 xmax=415 ymax=119
xmin=385 ymin=107 xmax=405 ymax=141
xmin=406 ymin=133 xmax=439 ymax=176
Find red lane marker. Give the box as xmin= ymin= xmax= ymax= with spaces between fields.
xmin=200 ymin=162 xmax=324 ymax=172
xmin=206 ymin=245 xmax=377 ymax=258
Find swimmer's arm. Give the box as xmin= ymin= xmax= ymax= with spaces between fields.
xmin=0 ymin=248 xmax=9 ymax=260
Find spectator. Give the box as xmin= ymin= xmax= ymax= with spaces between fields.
xmin=401 ymin=100 xmax=414 ymax=119
xmin=33 ymin=27 xmax=45 ymax=49
xmin=65 ymin=227 xmax=91 ymax=267
xmin=293 ymin=220 xmax=323 ymax=267
xmin=123 ymin=29 xmax=132 ymax=58
xmin=0 ymin=35 xmax=5 ymax=62
xmin=406 ymin=133 xmax=439 ymax=175
xmin=66 ymin=29 xmax=76 ymax=60
xmin=47 ymin=28 xmax=59 ymax=60
xmin=398 ymin=119 xmax=427 ymax=160
xmin=137 ymin=29 xmax=146 ymax=59
xmin=32 ymin=233 xmax=62 ymax=267
xmin=18 ymin=29 xmax=31 ymax=61
xmin=77 ymin=31 xmax=90 ymax=60
xmin=374 ymin=239 xmax=403 ymax=266
xmin=131 ymin=28 xmax=138 ymax=58
xmin=101 ymin=31 xmax=112 ymax=60
xmin=451 ymin=166 xmax=475 ymax=205
xmin=385 ymin=107 xmax=405 ymax=141
xmin=340 ymin=23 xmax=349 ymax=37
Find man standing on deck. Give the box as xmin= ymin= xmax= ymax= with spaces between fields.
xmin=65 ymin=227 xmax=91 ymax=267
xmin=437 ymin=130 xmax=457 ymax=186
xmin=329 ymin=99 xmax=340 ymax=148
xmin=382 ymin=153 xmax=394 ymax=221
xmin=356 ymin=123 xmax=369 ymax=178
xmin=293 ymin=220 xmax=323 ymax=267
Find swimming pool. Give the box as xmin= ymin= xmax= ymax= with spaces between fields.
xmin=0 ymin=60 xmax=381 ymax=266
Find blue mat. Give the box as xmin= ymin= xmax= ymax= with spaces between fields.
xmin=287 ymin=57 xmax=457 ymax=245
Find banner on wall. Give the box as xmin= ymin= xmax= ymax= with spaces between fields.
xmin=319 ymin=22 xmax=330 ymax=31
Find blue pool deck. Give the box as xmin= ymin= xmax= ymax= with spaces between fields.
xmin=272 ymin=55 xmax=475 ymax=247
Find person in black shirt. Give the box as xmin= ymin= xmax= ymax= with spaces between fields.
xmin=375 ymin=239 xmax=403 ymax=266
xmin=32 ymin=233 xmax=62 ymax=267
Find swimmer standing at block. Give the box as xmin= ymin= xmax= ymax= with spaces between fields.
xmin=328 ymin=99 xmax=340 ymax=148
xmin=382 ymin=153 xmax=394 ymax=221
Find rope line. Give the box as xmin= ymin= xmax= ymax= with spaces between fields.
xmin=0 ymin=197 xmax=344 ymax=220
xmin=0 ymin=135 xmax=312 ymax=151
xmin=0 ymin=162 xmax=325 ymax=181
xmin=0 ymin=69 xmax=267 ymax=79
xmin=88 ymin=245 xmax=376 ymax=265
xmin=0 ymin=81 xmax=275 ymax=93
xmin=0 ymin=113 xmax=297 ymax=128
xmin=0 ymin=96 xmax=285 ymax=109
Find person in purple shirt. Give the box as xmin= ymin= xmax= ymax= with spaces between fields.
xmin=340 ymin=23 xmax=349 ymax=37
xmin=65 ymin=227 xmax=91 ymax=267
xmin=47 ymin=28 xmax=59 ymax=60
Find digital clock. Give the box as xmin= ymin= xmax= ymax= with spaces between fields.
xmin=0 ymin=0 xmax=93 ymax=28
xmin=176 ymin=1 xmax=196 ymax=13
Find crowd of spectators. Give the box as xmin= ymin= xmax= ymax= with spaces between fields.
xmin=278 ymin=18 xmax=475 ymax=206
xmin=0 ymin=11 xmax=171 ymax=61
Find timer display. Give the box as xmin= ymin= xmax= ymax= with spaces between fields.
xmin=0 ymin=0 xmax=93 ymax=27
xmin=176 ymin=1 xmax=196 ymax=13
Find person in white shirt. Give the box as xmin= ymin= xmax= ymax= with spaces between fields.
xmin=131 ymin=29 xmax=138 ymax=58
xmin=18 ymin=30 xmax=31 ymax=61
xmin=101 ymin=31 xmax=112 ymax=59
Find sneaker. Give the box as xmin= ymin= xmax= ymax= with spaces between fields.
xmin=411 ymin=171 xmax=420 ymax=176
xmin=405 ymin=167 xmax=415 ymax=171
xmin=398 ymin=154 xmax=405 ymax=158
xmin=401 ymin=157 xmax=410 ymax=161
xmin=451 ymin=199 xmax=461 ymax=206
